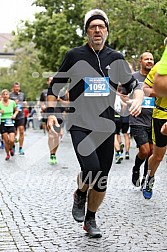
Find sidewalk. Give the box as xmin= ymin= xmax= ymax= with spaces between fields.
xmin=0 ymin=129 xmax=167 ymax=251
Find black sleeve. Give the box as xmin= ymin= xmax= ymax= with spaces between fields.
xmin=47 ymin=51 xmax=72 ymax=97
xmin=108 ymin=58 xmax=141 ymax=95
xmin=120 ymin=78 xmax=141 ymax=95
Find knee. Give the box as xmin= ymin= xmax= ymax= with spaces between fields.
xmin=19 ymin=129 xmax=24 ymax=135
xmin=93 ymin=175 xmax=108 ymax=192
xmin=10 ymin=138 xmax=15 ymax=145
xmin=81 ymin=168 xmax=104 ymax=187
xmin=139 ymin=148 xmax=150 ymax=159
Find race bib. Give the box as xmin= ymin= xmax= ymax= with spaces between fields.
xmin=17 ymin=104 xmax=23 ymax=111
xmin=142 ymin=97 xmax=155 ymax=108
xmin=84 ymin=77 xmax=110 ymax=96
xmin=4 ymin=119 xmax=14 ymax=126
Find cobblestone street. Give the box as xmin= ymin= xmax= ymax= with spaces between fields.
xmin=0 ymin=128 xmax=167 ymax=251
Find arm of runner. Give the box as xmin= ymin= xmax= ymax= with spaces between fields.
xmin=153 ymin=46 xmax=167 ymax=97
xmin=126 ymin=89 xmax=143 ymax=117
xmin=154 ymin=73 xmax=167 ymax=98
xmin=143 ymin=83 xmax=157 ymax=97
xmin=11 ymin=107 xmax=19 ymax=119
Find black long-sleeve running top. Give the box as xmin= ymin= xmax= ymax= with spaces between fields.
xmin=48 ymin=43 xmax=138 ymax=132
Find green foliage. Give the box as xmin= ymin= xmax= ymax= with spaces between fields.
xmin=28 ymin=0 xmax=85 ymax=70
xmin=0 ymin=68 xmax=15 ymax=91
xmin=0 ymin=41 xmax=45 ymax=101
xmin=3 ymin=0 xmax=167 ymax=100
xmin=32 ymin=11 xmax=82 ymax=70
xmin=31 ymin=0 xmax=167 ymax=64
xmin=106 ymin=0 xmax=167 ymax=63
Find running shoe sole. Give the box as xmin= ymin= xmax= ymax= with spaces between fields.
xmin=142 ymin=188 xmax=153 ymax=199
xmin=83 ymin=219 xmax=102 ymax=238
xmin=83 ymin=225 xmax=102 ymax=238
xmin=115 ymin=155 xmax=123 ymax=164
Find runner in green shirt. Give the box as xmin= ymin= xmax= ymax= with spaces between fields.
xmin=0 ymin=89 xmax=18 ymax=160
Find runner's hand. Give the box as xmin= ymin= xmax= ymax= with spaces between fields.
xmin=11 ymin=115 xmax=16 ymax=119
xmin=126 ymin=98 xmax=142 ymax=117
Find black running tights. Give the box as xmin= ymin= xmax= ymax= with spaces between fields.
xmin=70 ymin=130 xmax=114 ymax=192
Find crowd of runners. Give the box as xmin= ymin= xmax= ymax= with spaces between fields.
xmin=0 ymin=8 xmax=167 ymax=239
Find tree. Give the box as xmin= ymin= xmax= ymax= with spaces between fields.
xmin=11 ymin=0 xmax=167 ymax=75
xmin=2 ymin=40 xmax=45 ymax=101
xmin=15 ymin=0 xmax=85 ymax=71
xmin=105 ymin=0 xmax=167 ymax=63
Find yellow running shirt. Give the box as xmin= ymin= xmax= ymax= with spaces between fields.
xmin=157 ymin=46 xmax=167 ymax=75
xmin=145 ymin=62 xmax=167 ymax=119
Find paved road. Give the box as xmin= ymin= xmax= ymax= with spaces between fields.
xmin=0 ymin=128 xmax=167 ymax=252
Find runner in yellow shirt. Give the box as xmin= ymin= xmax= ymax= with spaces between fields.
xmin=154 ymin=46 xmax=167 ymax=96
xmin=142 ymin=56 xmax=167 ymax=199
xmin=154 ymin=44 xmax=167 ymax=135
